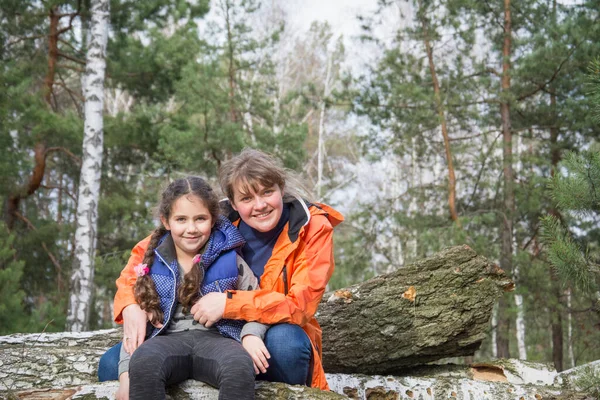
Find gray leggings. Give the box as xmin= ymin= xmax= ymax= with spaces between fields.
xmin=129 ymin=330 xmax=255 ymax=400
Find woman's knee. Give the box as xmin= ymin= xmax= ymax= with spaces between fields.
xmin=264 ymin=324 xmax=311 ymax=361
xmin=97 ymin=342 xmax=121 ymax=382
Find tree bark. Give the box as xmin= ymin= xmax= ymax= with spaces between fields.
xmin=497 ymin=0 xmax=514 ymax=359
xmin=418 ymin=0 xmax=460 ymax=227
xmin=66 ymin=0 xmax=109 ymax=332
xmin=319 ymin=245 xmax=513 ymax=374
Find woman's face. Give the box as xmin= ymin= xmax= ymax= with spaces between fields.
xmin=231 ymin=182 xmax=284 ymax=232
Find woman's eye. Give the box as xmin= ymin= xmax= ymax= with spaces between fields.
xmin=176 ymin=218 xmax=186 ymax=223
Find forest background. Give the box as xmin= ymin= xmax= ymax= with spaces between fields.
xmin=1 ymin=0 xmax=599 ymax=375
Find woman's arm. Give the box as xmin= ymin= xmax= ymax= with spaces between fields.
xmin=114 ymin=236 xmax=151 ymax=353
xmin=223 ymin=215 xmax=335 ymax=325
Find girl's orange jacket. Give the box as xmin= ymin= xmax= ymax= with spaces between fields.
xmin=113 ymin=198 xmax=344 ymax=391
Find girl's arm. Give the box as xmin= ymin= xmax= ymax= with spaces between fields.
xmin=115 ymin=343 xmax=131 ymax=400
xmin=235 ymin=254 xmax=271 ymax=374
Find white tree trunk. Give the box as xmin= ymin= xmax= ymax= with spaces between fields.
xmin=491 ymin=303 xmax=498 ymax=358
xmin=513 ymin=135 xmax=527 ymax=360
xmin=66 ymin=0 xmax=109 ymax=332
xmin=567 ymin=287 xmax=575 ymax=368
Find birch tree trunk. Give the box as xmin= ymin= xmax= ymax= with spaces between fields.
xmin=66 ymin=0 xmax=109 ymax=332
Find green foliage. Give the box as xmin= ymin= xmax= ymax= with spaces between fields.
xmin=572 ymin=364 xmax=600 ymax=397
xmin=541 ymin=151 xmax=600 ymax=292
xmin=0 ymin=222 xmax=27 ymax=335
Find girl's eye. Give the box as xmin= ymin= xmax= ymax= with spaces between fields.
xmin=196 ymin=217 xmax=206 ymax=221
xmin=240 ymin=196 xmax=251 ymax=202
xmin=264 ymin=189 xmax=273 ymax=195
xmin=176 ymin=217 xmax=186 ymax=223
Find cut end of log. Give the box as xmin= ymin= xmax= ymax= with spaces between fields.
xmin=471 ymin=363 xmax=508 ymax=382
xmin=503 ymin=281 xmax=516 ymax=292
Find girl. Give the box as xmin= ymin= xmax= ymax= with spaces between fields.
xmin=107 ymin=149 xmax=343 ymax=390
xmin=113 ymin=177 xmax=267 ymax=400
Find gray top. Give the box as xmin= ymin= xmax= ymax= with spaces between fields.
xmin=118 ymin=254 xmax=268 ymax=376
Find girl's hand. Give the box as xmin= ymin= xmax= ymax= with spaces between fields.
xmin=115 ymin=372 xmax=130 ymax=400
xmin=242 ymin=335 xmax=271 ymax=375
xmin=190 ymin=292 xmax=226 ymax=327
xmin=122 ymin=304 xmax=147 ymax=354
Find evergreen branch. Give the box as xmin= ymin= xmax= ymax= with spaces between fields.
xmin=517 ymin=43 xmax=579 ymax=102
xmin=6 ymin=34 xmax=46 ymax=48
xmin=13 ymin=211 xmax=64 ymax=293
xmin=540 ymin=215 xmax=596 ymax=292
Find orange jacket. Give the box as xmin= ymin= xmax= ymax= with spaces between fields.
xmin=113 ymin=198 xmax=343 ymax=391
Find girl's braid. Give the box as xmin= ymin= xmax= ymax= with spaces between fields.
xmin=134 ymin=226 xmax=167 ymax=326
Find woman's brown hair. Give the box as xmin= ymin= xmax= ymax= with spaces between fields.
xmin=134 ymin=176 xmax=220 ymax=326
xmin=219 ymin=148 xmax=311 ymax=204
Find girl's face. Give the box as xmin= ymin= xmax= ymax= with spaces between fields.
xmin=161 ymin=194 xmax=213 ymax=261
xmin=231 ymin=182 xmax=284 ymax=233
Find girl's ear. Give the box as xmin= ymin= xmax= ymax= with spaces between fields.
xmin=160 ymin=216 xmax=170 ymax=230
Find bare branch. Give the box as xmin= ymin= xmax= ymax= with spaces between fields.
xmin=40 ymin=184 xmax=77 ymax=202
xmin=45 ymin=146 xmax=82 ymax=166
xmin=57 ymin=51 xmax=86 ymax=66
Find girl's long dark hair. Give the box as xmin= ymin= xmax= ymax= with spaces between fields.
xmin=134 ymin=177 xmax=220 ymax=326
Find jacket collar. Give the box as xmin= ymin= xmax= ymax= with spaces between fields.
xmin=155 ymin=234 xmax=178 ymax=267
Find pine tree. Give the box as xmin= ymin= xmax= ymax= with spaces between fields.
xmin=541 ymin=149 xmax=600 ymax=292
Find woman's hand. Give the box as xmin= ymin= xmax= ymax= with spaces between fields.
xmin=190 ymin=292 xmax=226 ymax=327
xmin=122 ymin=304 xmax=147 ymax=354
xmin=115 ymin=372 xmax=130 ymax=400
xmin=242 ymin=335 xmax=271 ymax=375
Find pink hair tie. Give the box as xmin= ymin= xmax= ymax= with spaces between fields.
xmin=134 ymin=263 xmax=149 ymax=277
xmin=192 ymin=254 xmax=202 ymax=264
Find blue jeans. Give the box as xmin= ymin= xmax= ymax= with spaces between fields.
xmin=97 ymin=324 xmax=313 ymax=386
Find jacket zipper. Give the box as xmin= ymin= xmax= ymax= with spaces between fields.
xmin=282 ymin=265 xmax=288 ymax=295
